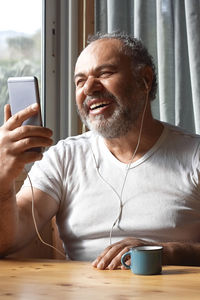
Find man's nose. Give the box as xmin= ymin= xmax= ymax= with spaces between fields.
xmin=83 ymin=77 xmax=102 ymax=96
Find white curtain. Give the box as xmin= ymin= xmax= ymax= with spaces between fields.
xmin=95 ymin=0 xmax=200 ymax=134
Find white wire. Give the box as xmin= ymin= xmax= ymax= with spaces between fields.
xmin=109 ymin=92 xmax=149 ymax=244
xmin=24 ymin=169 xmax=66 ymax=258
xmin=24 ymin=91 xmax=149 ymax=253
xmin=92 ymin=91 xmax=149 ymax=245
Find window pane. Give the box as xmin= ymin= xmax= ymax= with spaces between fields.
xmin=0 ymin=0 xmax=42 ymax=125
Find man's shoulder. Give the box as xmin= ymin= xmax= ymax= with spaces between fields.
xmin=53 ymin=131 xmax=98 ymax=151
xmin=160 ymin=122 xmax=200 ymax=157
xmin=64 ymin=130 xmax=96 ymax=144
xmin=162 ymin=121 xmax=200 ymax=140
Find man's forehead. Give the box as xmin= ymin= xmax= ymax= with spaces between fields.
xmin=89 ymin=38 xmax=122 ymax=49
xmin=82 ymin=38 xmax=122 ymax=55
xmin=75 ymin=38 xmax=124 ymax=73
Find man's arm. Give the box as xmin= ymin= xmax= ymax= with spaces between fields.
xmin=92 ymin=238 xmax=200 ymax=270
xmin=162 ymin=241 xmax=200 ymax=265
xmin=0 ymin=187 xmax=59 ymax=256
xmin=0 ymin=104 xmax=54 ymax=256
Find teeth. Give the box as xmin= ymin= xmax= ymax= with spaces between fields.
xmin=90 ymin=101 xmax=109 ymax=110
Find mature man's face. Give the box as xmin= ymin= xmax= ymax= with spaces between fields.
xmin=74 ymin=39 xmax=145 ymax=139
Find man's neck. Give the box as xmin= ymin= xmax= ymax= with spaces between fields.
xmin=103 ymin=118 xmax=164 ymax=164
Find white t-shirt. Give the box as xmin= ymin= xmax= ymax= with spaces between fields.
xmin=23 ymin=122 xmax=200 ymax=261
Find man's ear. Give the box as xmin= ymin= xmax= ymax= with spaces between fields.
xmin=140 ymin=66 xmax=153 ymax=92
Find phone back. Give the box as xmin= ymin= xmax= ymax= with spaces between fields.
xmin=8 ymin=76 xmax=42 ymax=126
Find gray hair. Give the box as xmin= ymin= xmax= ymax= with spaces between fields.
xmin=87 ymin=32 xmax=157 ymax=101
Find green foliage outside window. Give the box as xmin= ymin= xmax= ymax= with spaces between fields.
xmin=0 ymin=30 xmax=41 ymax=125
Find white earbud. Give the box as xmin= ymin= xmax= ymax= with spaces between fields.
xmin=143 ymin=78 xmax=148 ymax=91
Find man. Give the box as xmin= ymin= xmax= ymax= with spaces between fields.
xmin=0 ymin=32 xmax=200 ymax=269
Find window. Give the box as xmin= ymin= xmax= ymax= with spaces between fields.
xmin=0 ymin=0 xmax=94 ymax=139
xmin=0 ymin=0 xmax=42 ymax=126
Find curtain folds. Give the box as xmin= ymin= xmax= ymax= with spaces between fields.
xmin=95 ymin=0 xmax=200 ymax=134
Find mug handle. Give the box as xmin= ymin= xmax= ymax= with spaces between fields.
xmin=121 ymin=250 xmax=132 ymax=269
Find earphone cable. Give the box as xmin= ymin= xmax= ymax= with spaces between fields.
xmin=92 ymin=90 xmax=149 ymax=245
xmin=25 ymin=90 xmax=149 ymax=252
xmin=24 ymin=168 xmax=66 ymax=258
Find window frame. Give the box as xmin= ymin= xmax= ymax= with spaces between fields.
xmin=44 ymin=0 xmax=94 ymax=142
xmin=43 ymin=0 xmax=81 ymax=143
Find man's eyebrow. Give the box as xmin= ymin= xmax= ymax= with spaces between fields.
xmin=74 ymin=72 xmax=85 ymax=81
xmin=95 ymin=63 xmax=118 ymax=71
xmin=74 ymin=64 xmax=118 ymax=81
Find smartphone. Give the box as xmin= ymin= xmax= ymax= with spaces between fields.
xmin=7 ymin=76 xmax=42 ymax=126
xmin=7 ymin=76 xmax=43 ymax=152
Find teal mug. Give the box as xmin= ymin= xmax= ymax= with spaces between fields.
xmin=121 ymin=245 xmax=163 ymax=275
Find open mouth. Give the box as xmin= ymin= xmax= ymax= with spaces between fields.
xmin=89 ymin=101 xmax=110 ymax=111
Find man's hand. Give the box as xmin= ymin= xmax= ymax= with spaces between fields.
xmin=92 ymin=238 xmax=200 ymax=269
xmin=92 ymin=238 xmax=155 ymax=270
xmin=0 ymin=104 xmax=53 ymax=188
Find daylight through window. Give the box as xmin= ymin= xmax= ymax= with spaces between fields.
xmin=0 ymin=0 xmax=42 ymax=125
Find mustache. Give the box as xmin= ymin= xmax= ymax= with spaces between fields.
xmin=83 ymin=91 xmax=117 ymax=107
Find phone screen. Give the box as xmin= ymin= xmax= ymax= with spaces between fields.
xmin=7 ymin=76 xmax=42 ymax=126
xmin=7 ymin=76 xmax=43 ymax=152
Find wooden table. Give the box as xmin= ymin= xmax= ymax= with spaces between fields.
xmin=0 ymin=259 xmax=200 ymax=299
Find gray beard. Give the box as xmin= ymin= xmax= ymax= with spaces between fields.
xmin=77 ymin=95 xmax=145 ymax=139
xmin=83 ymin=106 xmax=134 ymax=139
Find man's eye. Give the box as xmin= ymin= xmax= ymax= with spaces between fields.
xmin=100 ymin=71 xmax=113 ymax=77
xmin=76 ymin=79 xmax=85 ymax=87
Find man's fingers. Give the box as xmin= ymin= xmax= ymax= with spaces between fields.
xmin=1 ymin=124 xmax=53 ymax=154
xmin=92 ymin=240 xmax=128 ymax=267
xmin=4 ymin=104 xmax=11 ymax=123
xmin=4 ymin=103 xmax=40 ymax=130
xmin=107 ymin=247 xmax=130 ymax=270
xmin=92 ymin=244 xmax=127 ymax=270
xmin=11 ymin=125 xmax=53 ymax=141
xmin=92 ymin=245 xmax=112 ymax=268
xmin=13 ymin=136 xmax=53 ymax=153
xmin=121 ymin=258 xmax=131 ymax=270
